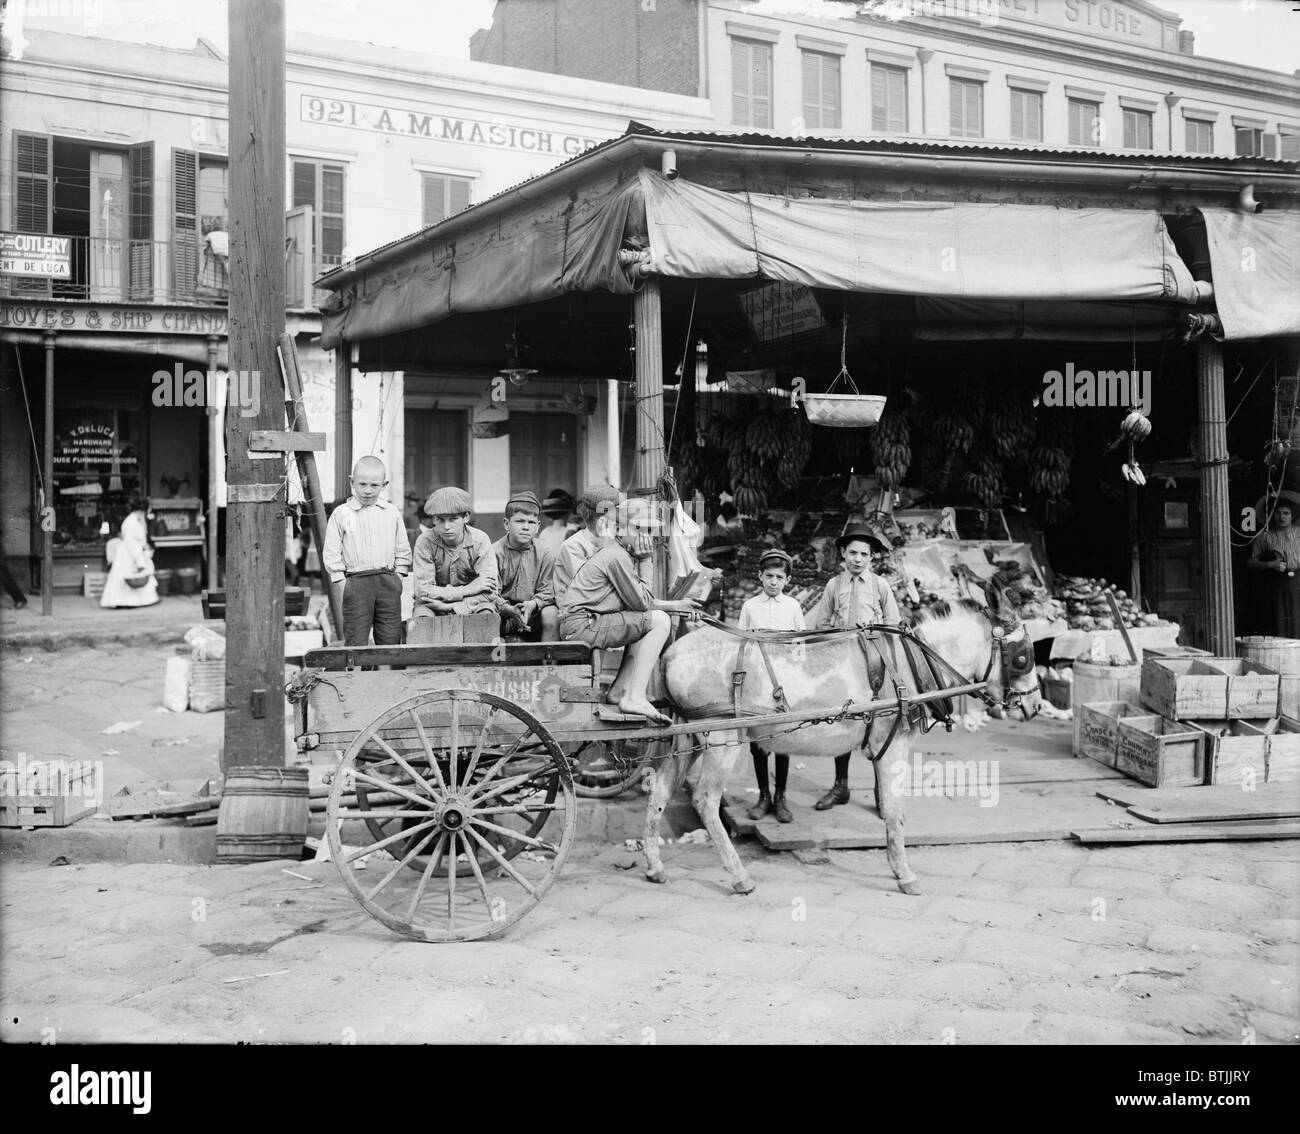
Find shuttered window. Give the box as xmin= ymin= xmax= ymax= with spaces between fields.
xmin=731 ymin=39 xmax=772 ymax=128
xmin=128 ymin=142 xmax=153 ymax=299
xmin=172 ymin=149 xmax=199 ymax=297
xmin=1281 ymin=133 xmax=1300 ymax=161
xmin=801 ymin=52 xmax=840 ymax=129
xmin=1185 ymin=118 xmax=1213 ymax=154
xmin=871 ymin=65 xmax=907 ymax=133
xmin=421 ymin=173 xmax=473 ymax=227
xmin=1069 ymin=99 xmax=1101 ymax=146
xmin=1009 ymin=88 xmax=1043 ymax=142
xmin=949 ymin=79 xmax=983 ymax=139
xmin=13 ymin=133 xmax=53 ymax=296
xmin=1234 ymin=126 xmax=1265 ymax=157
xmin=292 ymin=158 xmax=347 ymax=271
xmin=1123 ymin=109 xmax=1153 ymax=149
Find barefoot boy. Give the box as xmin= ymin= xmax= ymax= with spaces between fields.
xmin=411 ymin=486 xmax=498 ymax=621
xmin=738 ymin=548 xmax=804 ymax=823
xmin=321 ymin=455 xmax=412 ymax=646
xmin=492 ymin=490 xmax=558 ymax=641
xmin=558 ymin=497 xmax=695 ymax=725
xmin=805 ymin=524 xmax=901 ymax=810
xmin=552 ymin=484 xmax=619 ymax=610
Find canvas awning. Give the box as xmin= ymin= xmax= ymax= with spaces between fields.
xmin=1198 ymin=208 xmax=1300 ymax=341
xmin=321 ymin=167 xmax=1204 ymax=349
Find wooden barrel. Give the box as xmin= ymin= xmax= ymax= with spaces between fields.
xmin=1237 ymin=636 xmax=1300 ymax=718
xmin=216 ymin=765 xmax=309 ymax=863
xmin=1072 ymin=660 xmax=1142 ymax=756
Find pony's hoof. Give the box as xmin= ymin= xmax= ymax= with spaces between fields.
xmin=731 ymin=878 xmax=756 ymax=895
xmin=898 ymin=879 xmax=922 ymax=896
xmin=645 ymin=868 xmax=668 ymax=885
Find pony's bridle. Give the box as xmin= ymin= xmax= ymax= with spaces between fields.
xmin=983 ymin=621 xmax=1039 ymax=720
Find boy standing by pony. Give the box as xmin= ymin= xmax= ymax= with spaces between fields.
xmin=411 ymin=486 xmax=498 ymax=622
xmin=806 ymin=524 xmax=902 ymax=810
xmin=738 ymin=548 xmax=804 ymax=823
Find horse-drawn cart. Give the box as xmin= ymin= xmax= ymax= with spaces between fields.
xmin=291 ymin=635 xmax=994 ymax=943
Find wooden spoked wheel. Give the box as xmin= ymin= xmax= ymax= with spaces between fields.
xmin=568 ymin=738 xmax=653 ymax=798
xmin=326 ymin=688 xmax=576 ymax=942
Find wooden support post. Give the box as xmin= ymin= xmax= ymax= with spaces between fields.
xmin=1127 ymin=483 xmax=1142 ymax=606
xmin=1196 ymin=338 xmax=1234 ymax=656
xmin=334 ymin=340 xmax=352 ymax=503
xmin=223 ymin=0 xmax=286 ymax=774
xmin=278 ymin=333 xmax=343 ymax=642
xmin=206 ymin=334 xmax=221 ymax=590
xmin=41 ymin=332 xmax=54 ymax=617
xmin=632 ymin=280 xmax=665 ymax=491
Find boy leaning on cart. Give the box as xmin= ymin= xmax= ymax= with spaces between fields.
xmin=411 ymin=486 xmax=499 ymax=622
xmin=492 ymin=490 xmax=559 ymax=641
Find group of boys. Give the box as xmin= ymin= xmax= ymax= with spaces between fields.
xmin=322 ymin=458 xmax=695 ymax=722
xmin=323 ymin=455 xmax=900 ymax=810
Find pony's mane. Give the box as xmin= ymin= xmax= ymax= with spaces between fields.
xmin=913 ymin=598 xmax=986 ymax=626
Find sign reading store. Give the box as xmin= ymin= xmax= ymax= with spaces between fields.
xmin=0 ymin=303 xmax=228 ymax=334
xmin=0 ymin=232 xmax=71 ymax=279
xmin=300 ymin=93 xmax=603 ymax=156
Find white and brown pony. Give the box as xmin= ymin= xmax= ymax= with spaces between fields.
xmin=643 ymin=591 xmax=1041 ymax=895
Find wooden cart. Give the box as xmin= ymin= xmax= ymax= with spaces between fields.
xmin=293 ymin=641 xmax=985 ymax=943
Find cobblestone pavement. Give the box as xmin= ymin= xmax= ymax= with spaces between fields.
xmin=2 ymin=834 xmax=1296 ymax=1045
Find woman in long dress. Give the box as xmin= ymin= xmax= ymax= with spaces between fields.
xmin=101 ymin=504 xmax=159 ymax=608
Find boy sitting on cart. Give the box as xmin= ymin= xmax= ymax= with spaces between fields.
xmin=492 ymin=490 xmax=559 ymax=642
xmin=558 ymin=497 xmax=697 ymax=725
xmin=411 ymin=486 xmax=499 ymax=622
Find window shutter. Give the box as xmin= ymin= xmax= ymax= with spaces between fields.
xmin=949 ymin=81 xmax=962 ymax=135
xmin=1262 ymin=133 xmax=1278 ymax=159
xmin=731 ymin=40 xmax=749 ymax=125
xmin=128 ymin=142 xmax=154 ymax=298
xmin=1279 ymin=134 xmax=1298 ymax=160
xmin=448 ymin=177 xmax=470 ymax=216
xmin=1010 ymin=90 xmax=1024 ymax=139
xmin=802 ymin=53 xmax=818 ymax=126
xmin=752 ymin=44 xmax=771 ymax=128
xmin=422 ymin=174 xmax=446 ymax=227
xmin=172 ymin=149 xmax=199 ymax=298
xmin=871 ymin=67 xmax=887 ymax=132
xmin=825 ymin=57 xmax=840 ymax=128
xmin=890 ymin=70 xmax=905 ymax=132
xmin=13 ymin=132 xmax=53 ymax=297
xmin=968 ymin=85 xmax=981 ymax=137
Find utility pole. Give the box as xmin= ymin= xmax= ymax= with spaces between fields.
xmin=223 ymin=0 xmax=286 ymax=772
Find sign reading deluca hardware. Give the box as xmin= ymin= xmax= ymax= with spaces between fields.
xmin=300 ymin=93 xmax=603 ymax=156
xmin=0 ymin=233 xmax=71 ymax=279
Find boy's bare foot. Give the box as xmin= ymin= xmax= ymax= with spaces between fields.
xmin=609 ymin=692 xmax=671 ymax=726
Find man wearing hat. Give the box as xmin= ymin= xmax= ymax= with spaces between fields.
xmin=805 ymin=524 xmax=903 ymax=810
xmin=492 ymin=490 xmax=559 ymax=641
xmin=536 ymin=488 xmax=576 ymax=559
xmin=412 ymin=485 xmax=499 ymax=620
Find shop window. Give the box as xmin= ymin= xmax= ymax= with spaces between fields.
xmin=1009 ymin=88 xmax=1042 ymax=143
xmin=731 ymin=38 xmax=772 ymax=128
xmin=949 ymin=79 xmax=983 ymax=139
xmin=1123 ymin=108 xmax=1153 ymax=149
xmin=291 ymin=157 xmax=347 ymax=274
xmin=1068 ymin=99 xmax=1101 ymax=146
xmin=1185 ymin=118 xmax=1214 ymax=154
xmin=871 ymin=65 xmax=907 ymax=133
xmin=508 ymin=413 xmax=578 ymax=506
xmin=51 ymin=405 xmax=146 ymax=550
xmin=421 ymin=173 xmax=472 ymax=227
xmin=173 ymin=150 xmax=228 ymax=299
xmin=801 ymin=51 xmax=841 ymax=129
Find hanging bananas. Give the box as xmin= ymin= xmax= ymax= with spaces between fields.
xmin=870 ymin=410 xmax=911 ymax=490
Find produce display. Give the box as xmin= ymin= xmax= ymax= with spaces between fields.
xmin=1053 ymin=574 xmax=1162 ymax=631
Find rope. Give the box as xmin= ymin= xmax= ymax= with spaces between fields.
xmin=11 ymin=345 xmax=45 ymax=496
xmin=665 ymin=285 xmax=698 ymax=461
xmin=285 ymin=668 xmax=343 ymax=705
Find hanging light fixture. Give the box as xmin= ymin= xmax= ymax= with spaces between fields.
xmin=497 ymin=323 xmax=538 ymax=388
xmin=694 ymin=339 xmax=709 ymax=385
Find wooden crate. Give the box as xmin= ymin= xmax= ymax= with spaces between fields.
xmin=1116 ymin=714 xmax=1206 ymax=788
xmin=1141 ymin=657 xmax=1280 ymax=720
xmin=0 ymin=761 xmax=98 ymax=828
xmin=1077 ymin=701 xmax=1142 ymax=767
xmin=1187 ymin=720 xmax=1269 ymax=785
xmin=406 ymin=612 xmax=499 ymax=645
xmin=1142 ymin=645 xmax=1211 ymax=660
xmin=1258 ymin=716 xmax=1300 ymax=783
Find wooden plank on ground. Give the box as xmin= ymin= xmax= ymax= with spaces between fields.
xmin=1072 ymin=821 xmax=1300 ymax=844
xmin=1095 ymin=782 xmax=1300 ymax=823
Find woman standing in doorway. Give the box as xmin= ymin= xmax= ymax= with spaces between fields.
xmin=1248 ymin=499 xmax=1300 ymax=637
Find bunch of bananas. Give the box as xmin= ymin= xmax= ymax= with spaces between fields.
xmin=732 ymin=483 xmax=769 ymax=514
xmin=1121 ymin=439 xmax=1147 ymax=485
xmin=961 ymin=445 xmax=1005 ymax=508
xmin=931 ymin=412 xmax=975 ymax=454
xmin=1120 ymin=410 xmax=1152 ymax=442
xmin=871 ymin=410 xmax=911 ymax=490
xmin=1030 ymin=465 xmax=1070 ymax=498
xmin=775 ymin=410 xmax=813 ymax=488
xmin=988 ymin=400 xmax=1036 ymax=459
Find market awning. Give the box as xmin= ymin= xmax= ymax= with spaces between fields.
xmin=1199 ymin=208 xmax=1300 ymax=341
xmin=321 ymin=167 xmax=1203 ymax=349
xmin=913 ymin=298 xmax=1183 ymax=341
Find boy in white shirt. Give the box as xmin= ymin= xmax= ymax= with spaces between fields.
xmin=737 ymin=549 xmax=805 ymax=823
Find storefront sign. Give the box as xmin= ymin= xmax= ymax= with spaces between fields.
xmin=737 ymin=282 xmax=825 ymax=342
xmin=299 ymin=93 xmax=603 ymax=156
xmin=0 ymin=303 xmax=228 ymax=335
xmin=0 ymin=232 xmax=71 ymax=278
xmin=894 ymin=0 xmax=1167 ymax=49
xmin=54 ymin=425 xmax=138 ymax=469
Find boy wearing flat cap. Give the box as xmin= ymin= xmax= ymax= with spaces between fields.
xmin=738 ymin=548 xmax=805 ymax=823
xmin=492 ymin=490 xmax=559 ymax=641
xmin=552 ymin=484 xmax=620 ymax=610
xmin=806 ymin=524 xmax=902 ymax=810
xmin=411 ymin=485 xmax=499 ymax=621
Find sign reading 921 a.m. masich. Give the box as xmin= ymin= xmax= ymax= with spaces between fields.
xmin=0 ymin=233 xmax=71 ymax=279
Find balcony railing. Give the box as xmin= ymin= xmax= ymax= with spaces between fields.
xmin=1 ymin=226 xmax=332 ymax=311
